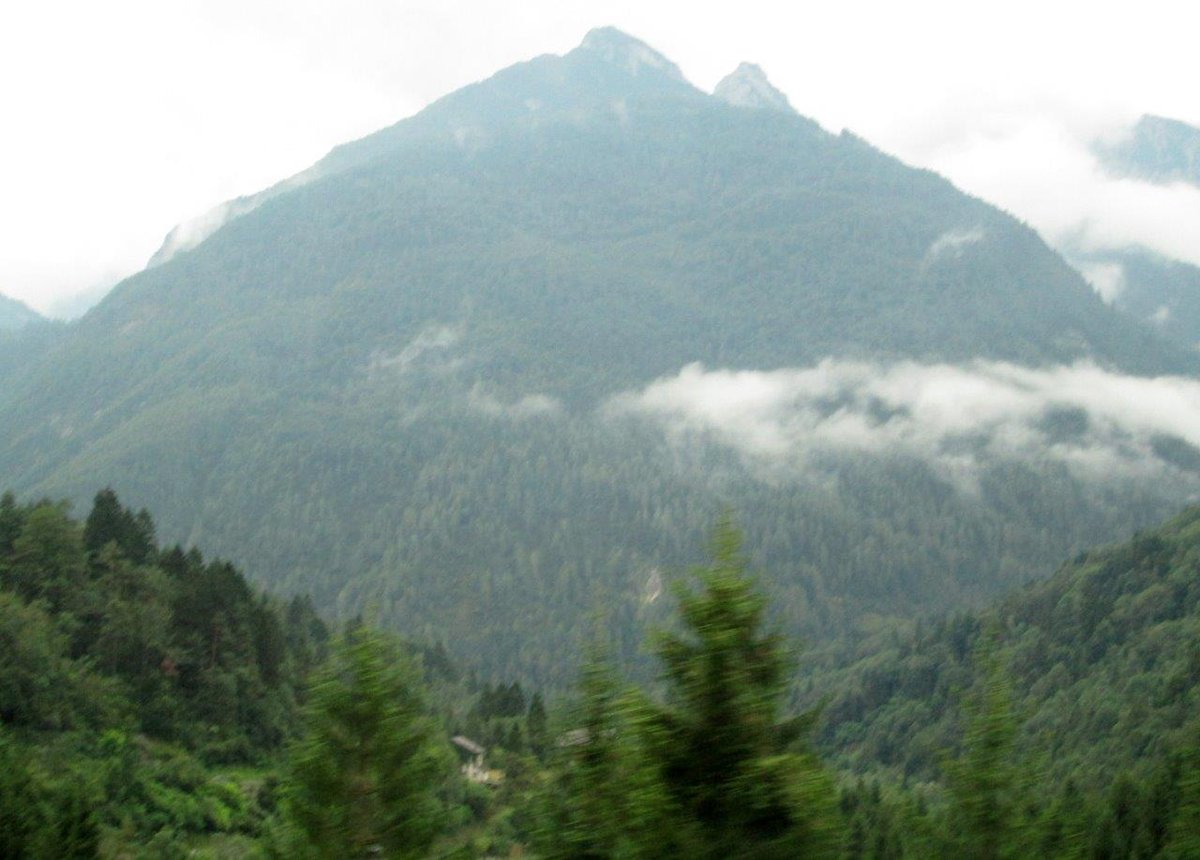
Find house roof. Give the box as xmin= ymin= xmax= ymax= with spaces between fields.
xmin=451 ymin=735 xmax=485 ymax=756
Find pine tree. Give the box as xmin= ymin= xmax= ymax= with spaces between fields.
xmin=279 ymin=627 xmax=450 ymax=858
xmin=534 ymin=651 xmax=684 ymax=859
xmin=6 ymin=503 xmax=86 ymax=613
xmin=942 ymin=647 xmax=1031 ymax=859
xmin=527 ymin=691 xmax=549 ymax=758
xmin=643 ymin=514 xmax=840 ymax=858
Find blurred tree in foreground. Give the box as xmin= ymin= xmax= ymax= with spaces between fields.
xmin=538 ymin=515 xmax=840 ymax=858
xmin=646 ymin=515 xmax=840 ymax=858
xmin=941 ymin=649 xmax=1031 ymax=859
xmin=278 ymin=626 xmax=451 ymax=858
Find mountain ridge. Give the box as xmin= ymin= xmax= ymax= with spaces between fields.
xmin=0 ymin=292 xmax=43 ymax=332
xmin=3 ymin=29 xmax=1198 ymax=681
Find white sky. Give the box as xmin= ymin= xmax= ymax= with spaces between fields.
xmin=3 ymin=0 xmax=1198 ymax=317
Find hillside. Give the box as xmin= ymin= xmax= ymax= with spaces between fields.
xmin=1 ymin=29 xmax=1197 ymax=681
xmin=1077 ymin=249 xmax=1200 ymax=350
xmin=813 ymin=504 xmax=1200 ymax=789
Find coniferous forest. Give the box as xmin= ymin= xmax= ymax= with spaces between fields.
xmin=4 ymin=24 xmax=1200 ymax=860
xmin=3 ymin=488 xmax=1200 ymax=856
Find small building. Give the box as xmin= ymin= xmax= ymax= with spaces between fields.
xmin=451 ymin=735 xmax=503 ymax=786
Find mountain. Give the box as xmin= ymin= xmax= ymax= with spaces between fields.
xmin=1077 ymin=114 xmax=1200 ymax=347
xmin=1 ymin=29 xmax=1196 ymax=682
xmin=0 ymin=293 xmax=42 ymax=332
xmin=1097 ymin=114 xmax=1200 ymax=186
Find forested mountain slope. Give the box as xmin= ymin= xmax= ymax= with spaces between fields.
xmin=1082 ymin=249 xmax=1200 ymax=350
xmin=813 ymin=504 xmax=1200 ymax=790
xmin=1 ymin=29 xmax=1197 ymax=682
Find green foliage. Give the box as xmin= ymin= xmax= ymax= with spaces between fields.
xmin=0 ymin=728 xmax=100 ymax=859
xmin=816 ymin=506 xmax=1200 ymax=783
xmin=0 ymin=489 xmax=328 ymax=851
xmin=811 ymin=504 xmax=1200 ymax=857
xmin=5 ymin=501 xmax=86 ymax=614
xmin=527 ymin=691 xmax=548 ymax=758
xmin=940 ymin=651 xmax=1030 ymax=858
xmin=84 ymin=487 xmax=155 ymax=564
xmin=538 ymin=518 xmax=841 ymax=858
xmin=1163 ymin=726 xmax=1200 ymax=858
xmin=645 ymin=516 xmax=840 ymax=857
xmin=279 ymin=626 xmax=452 ymax=858
xmin=534 ymin=654 xmax=685 ymax=859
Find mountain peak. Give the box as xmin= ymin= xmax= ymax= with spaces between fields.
xmin=1095 ymin=113 xmax=1200 ymax=187
xmin=577 ymin=27 xmax=684 ymax=82
xmin=0 ymin=292 xmax=43 ymax=332
xmin=714 ymin=62 xmax=793 ymax=113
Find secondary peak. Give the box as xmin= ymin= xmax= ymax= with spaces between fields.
xmin=714 ymin=62 xmax=794 ymax=113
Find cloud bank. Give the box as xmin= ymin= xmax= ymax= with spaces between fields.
xmin=607 ymin=360 xmax=1200 ymax=488
xmin=913 ymin=112 xmax=1200 ymax=274
xmin=468 ymin=389 xmax=563 ymax=420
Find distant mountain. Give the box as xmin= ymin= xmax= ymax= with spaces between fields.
xmin=1096 ymin=114 xmax=1200 ymax=186
xmin=0 ymin=293 xmax=42 ymax=332
xmin=1079 ymin=114 xmax=1200 ymax=347
xmin=1076 ymin=248 xmax=1200 ymax=350
xmin=1 ymin=29 xmax=1196 ymax=681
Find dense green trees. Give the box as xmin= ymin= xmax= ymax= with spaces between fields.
xmin=5 ymin=488 xmax=1200 ymax=856
xmin=940 ymin=655 xmax=1029 ymax=858
xmin=536 ymin=654 xmax=683 ymax=859
xmin=0 ymin=489 xmax=329 ymax=853
xmin=278 ymin=626 xmax=451 ymax=858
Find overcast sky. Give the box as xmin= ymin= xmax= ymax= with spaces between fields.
xmin=3 ymin=0 xmax=1198 ymax=317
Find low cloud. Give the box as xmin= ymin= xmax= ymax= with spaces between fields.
xmin=606 ymin=360 xmax=1200 ymax=489
xmin=367 ymin=324 xmax=461 ymax=374
xmin=1076 ymin=260 xmax=1125 ymax=303
xmin=913 ymin=112 xmax=1200 ymax=272
xmin=469 ymin=387 xmax=563 ymax=420
xmin=925 ymin=227 xmax=984 ymax=264
xmin=149 ymin=167 xmax=323 ymax=267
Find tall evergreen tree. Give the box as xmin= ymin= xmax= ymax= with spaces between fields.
xmin=279 ymin=626 xmax=450 ymax=858
xmin=527 ymin=691 xmax=548 ymax=759
xmin=643 ymin=514 xmax=840 ymax=858
xmin=534 ymin=650 xmax=684 ymax=859
xmin=83 ymin=489 xmax=155 ymax=565
xmin=6 ymin=503 xmax=86 ymax=614
xmin=941 ymin=648 xmax=1031 ymax=859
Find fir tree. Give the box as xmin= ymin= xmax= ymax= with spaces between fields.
xmin=942 ymin=647 xmax=1031 ymax=859
xmin=279 ymin=626 xmax=450 ymax=858
xmin=644 ymin=514 xmax=840 ymax=858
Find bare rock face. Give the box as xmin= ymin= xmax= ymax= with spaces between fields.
xmin=578 ymin=27 xmax=685 ymax=82
xmin=714 ymin=62 xmax=794 ymax=113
